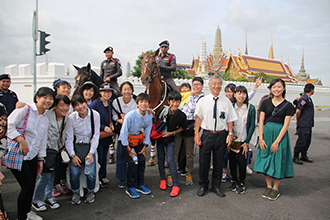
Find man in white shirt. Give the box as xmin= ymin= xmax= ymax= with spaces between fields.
xmin=194 ymin=75 xmax=237 ymax=197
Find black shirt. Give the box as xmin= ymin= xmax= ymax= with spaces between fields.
xmin=260 ymin=99 xmax=295 ymax=124
xmin=296 ymin=94 xmax=314 ymax=128
xmin=158 ymin=108 xmax=187 ymax=144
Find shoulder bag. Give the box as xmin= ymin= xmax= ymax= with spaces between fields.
xmin=2 ymin=105 xmax=30 ymax=171
xmin=74 ymin=109 xmax=94 ymax=163
xmin=99 ymin=102 xmax=113 ymax=139
xmin=113 ymin=98 xmax=123 ymax=134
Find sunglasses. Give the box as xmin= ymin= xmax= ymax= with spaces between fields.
xmin=160 ymin=45 xmax=169 ymax=48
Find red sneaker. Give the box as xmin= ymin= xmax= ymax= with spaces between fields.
xmin=52 ymin=188 xmax=62 ymax=197
xmin=170 ymin=186 xmax=180 ymax=197
xmin=159 ymin=180 xmax=167 ymax=190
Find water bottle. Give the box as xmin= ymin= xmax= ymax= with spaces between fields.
xmin=246 ymin=149 xmax=253 ymax=164
xmin=84 ymin=156 xmax=92 ymax=175
xmin=131 ymin=148 xmax=138 ymax=165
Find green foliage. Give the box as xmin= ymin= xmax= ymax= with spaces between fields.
xmin=131 ymin=50 xmax=155 ymax=78
xmin=216 ymin=71 xmax=235 ymax=81
xmin=173 ymin=69 xmax=192 ymax=79
xmin=253 ymin=72 xmax=276 ymax=83
xmin=235 ymin=76 xmax=250 ymax=82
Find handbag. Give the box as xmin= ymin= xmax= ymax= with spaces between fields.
xmin=150 ymin=120 xmax=167 ymax=140
xmin=128 ymin=132 xmax=145 ymax=147
xmin=2 ymin=105 xmax=30 ymax=171
xmin=74 ymin=143 xmax=90 ymax=163
xmin=73 ymin=109 xmax=94 ymax=163
xmin=99 ymin=103 xmax=113 ymax=139
xmin=43 ymin=148 xmax=59 ymax=172
xmin=113 ymin=98 xmax=123 ymax=134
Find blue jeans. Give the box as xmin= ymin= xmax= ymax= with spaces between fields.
xmin=33 ymin=171 xmax=55 ymax=201
xmin=157 ymin=141 xmax=179 ymax=186
xmin=98 ymin=140 xmax=111 ymax=179
xmin=116 ymin=141 xmax=127 ymax=182
xmin=69 ymin=154 xmax=96 ymax=192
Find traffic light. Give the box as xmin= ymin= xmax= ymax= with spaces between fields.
xmin=39 ymin=30 xmax=51 ymax=55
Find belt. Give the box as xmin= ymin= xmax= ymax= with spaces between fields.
xmin=203 ymin=129 xmax=226 ymax=134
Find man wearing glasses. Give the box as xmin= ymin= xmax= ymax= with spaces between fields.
xmin=156 ymin=40 xmax=179 ymax=92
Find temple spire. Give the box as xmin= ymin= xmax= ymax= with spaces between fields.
xmin=299 ymin=48 xmax=306 ymax=74
xmin=212 ymin=23 xmax=223 ymax=62
xmin=245 ymin=28 xmax=248 ymax=55
xmin=268 ymin=35 xmax=274 ymax=59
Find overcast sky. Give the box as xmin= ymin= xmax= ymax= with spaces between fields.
xmin=1 ymin=0 xmax=329 ymax=85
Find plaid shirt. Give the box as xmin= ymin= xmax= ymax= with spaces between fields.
xmin=89 ymin=97 xmax=113 ymax=131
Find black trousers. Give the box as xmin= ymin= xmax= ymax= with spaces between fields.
xmin=54 ymin=154 xmax=68 ymax=186
xmin=10 ymin=156 xmax=38 ymax=220
xmin=229 ymin=148 xmax=247 ymax=184
xmin=294 ymin=127 xmax=312 ymax=157
xmin=124 ymin=144 xmax=146 ymax=188
xmin=199 ymin=131 xmax=227 ymax=188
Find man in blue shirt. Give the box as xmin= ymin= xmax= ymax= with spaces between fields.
xmin=293 ymin=84 xmax=315 ymax=165
xmin=118 ymin=93 xmax=153 ymax=198
xmin=0 ymin=74 xmax=18 ymax=116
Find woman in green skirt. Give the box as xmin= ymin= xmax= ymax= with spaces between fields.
xmin=254 ymin=78 xmax=295 ymax=201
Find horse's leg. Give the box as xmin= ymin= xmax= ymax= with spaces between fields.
xmin=147 ymin=140 xmax=157 ymax=166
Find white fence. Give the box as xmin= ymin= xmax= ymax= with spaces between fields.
xmin=5 ymin=62 xmax=330 ymax=106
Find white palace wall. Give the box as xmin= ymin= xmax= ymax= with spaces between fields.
xmin=4 ymin=62 xmax=330 ymax=106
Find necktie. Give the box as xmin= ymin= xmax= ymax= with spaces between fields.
xmin=213 ymin=97 xmax=218 ymax=131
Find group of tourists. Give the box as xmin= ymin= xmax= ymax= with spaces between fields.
xmin=0 ymin=39 xmax=316 ymax=220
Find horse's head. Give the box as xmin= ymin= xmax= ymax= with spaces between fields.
xmin=73 ymin=63 xmax=92 ymax=89
xmin=140 ymin=52 xmax=159 ymax=86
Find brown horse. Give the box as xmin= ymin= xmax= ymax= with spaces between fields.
xmin=72 ymin=63 xmax=104 ymax=95
xmin=140 ymin=51 xmax=168 ymax=113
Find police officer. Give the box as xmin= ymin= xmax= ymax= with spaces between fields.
xmin=156 ymin=40 xmax=179 ymax=92
xmin=100 ymin=46 xmax=122 ymax=94
xmin=0 ymin=73 xmax=18 ymax=116
xmin=293 ymin=83 xmax=315 ymax=164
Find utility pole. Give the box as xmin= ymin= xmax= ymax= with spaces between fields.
xmin=32 ymin=0 xmax=38 ymax=95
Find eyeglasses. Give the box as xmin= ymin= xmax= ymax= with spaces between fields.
xmin=160 ymin=45 xmax=169 ymax=48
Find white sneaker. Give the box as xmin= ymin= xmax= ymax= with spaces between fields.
xmin=246 ymin=165 xmax=253 ymax=175
xmin=27 ymin=210 xmax=43 ymax=220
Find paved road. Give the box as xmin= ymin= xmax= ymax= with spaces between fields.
xmin=1 ymin=111 xmax=330 ymax=220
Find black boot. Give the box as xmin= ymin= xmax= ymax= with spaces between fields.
xmin=300 ymin=153 xmax=313 ymax=163
xmin=293 ymin=157 xmax=303 ymax=165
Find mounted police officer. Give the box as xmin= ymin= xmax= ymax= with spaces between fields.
xmin=100 ymin=46 xmax=122 ymax=94
xmin=293 ymin=83 xmax=315 ymax=164
xmin=156 ymin=40 xmax=179 ymax=92
xmin=0 ymin=73 xmax=18 ymax=116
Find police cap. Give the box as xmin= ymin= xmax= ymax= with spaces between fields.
xmin=0 ymin=73 xmax=11 ymax=81
xmin=159 ymin=40 xmax=170 ymax=46
xmin=103 ymin=46 xmax=114 ymax=53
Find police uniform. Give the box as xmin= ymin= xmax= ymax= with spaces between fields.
xmin=293 ymin=93 xmax=314 ymax=159
xmin=194 ymin=94 xmax=237 ymax=191
xmin=0 ymin=90 xmax=18 ymax=116
xmin=100 ymin=46 xmax=122 ymax=92
xmin=156 ymin=41 xmax=179 ymax=92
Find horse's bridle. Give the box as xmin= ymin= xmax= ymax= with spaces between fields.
xmin=75 ymin=68 xmax=92 ymax=88
xmin=141 ymin=55 xmax=159 ymax=85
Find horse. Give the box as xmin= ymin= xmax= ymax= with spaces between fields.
xmin=73 ymin=63 xmax=104 ymax=95
xmin=140 ymin=50 xmax=169 ymax=113
xmin=73 ymin=63 xmax=120 ymax=98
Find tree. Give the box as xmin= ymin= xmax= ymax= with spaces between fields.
xmin=253 ymin=72 xmax=276 ymax=83
xmin=131 ymin=50 xmax=155 ymax=77
xmin=173 ymin=68 xmax=192 ymax=79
